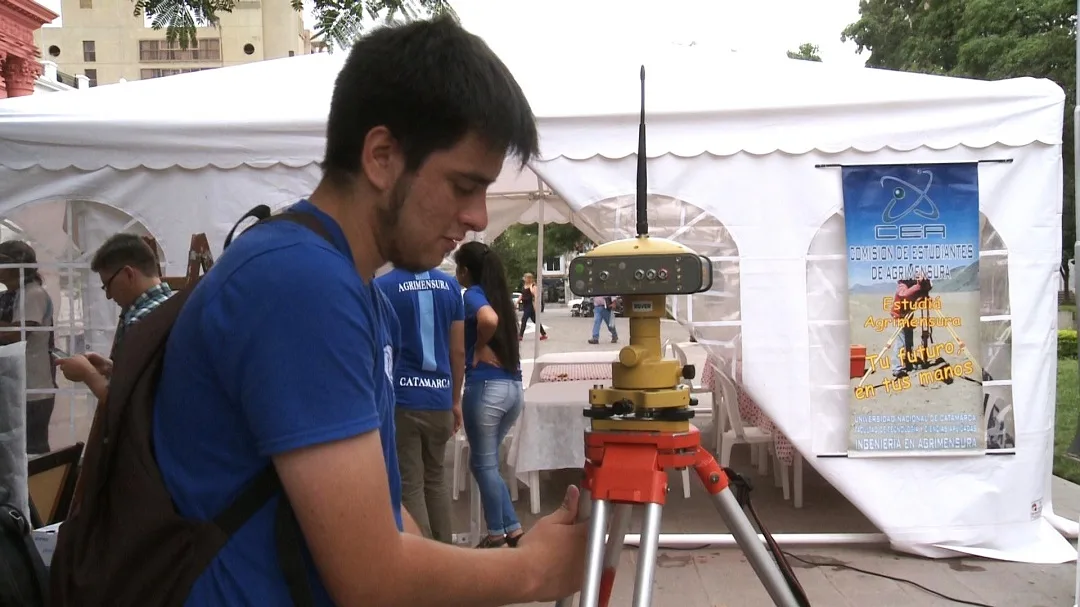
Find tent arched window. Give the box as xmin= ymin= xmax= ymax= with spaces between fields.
xmin=806 ymin=212 xmax=1015 ymax=453
xmin=0 ymin=199 xmax=166 ymax=450
xmin=577 ymin=194 xmax=742 ymax=372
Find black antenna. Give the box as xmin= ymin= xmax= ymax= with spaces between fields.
xmin=636 ymin=65 xmax=649 ymax=237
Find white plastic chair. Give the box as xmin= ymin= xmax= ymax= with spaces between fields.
xmin=771 ymin=444 xmax=804 ymax=508
xmin=715 ymin=371 xmax=772 ymax=472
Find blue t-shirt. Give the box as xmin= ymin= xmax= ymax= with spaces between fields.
xmin=462 ymin=285 xmax=522 ymax=384
xmin=153 ymin=200 xmax=403 ymax=607
xmin=375 ymin=267 xmax=464 ymax=411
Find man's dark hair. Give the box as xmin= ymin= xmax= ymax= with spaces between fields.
xmin=90 ymin=233 xmax=160 ymax=277
xmin=323 ymin=16 xmax=538 ymax=185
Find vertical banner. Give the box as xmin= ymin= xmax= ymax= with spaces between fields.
xmin=843 ymin=163 xmax=984 ymax=457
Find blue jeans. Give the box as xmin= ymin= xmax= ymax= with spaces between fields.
xmin=462 ymin=379 xmax=524 ymax=535
xmin=592 ymin=306 xmax=617 ymax=340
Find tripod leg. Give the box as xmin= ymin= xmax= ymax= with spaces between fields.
xmin=694 ymin=448 xmax=800 ymax=607
xmin=631 ymin=503 xmax=663 ymax=607
xmin=597 ymin=504 xmax=634 ymax=607
xmin=577 ymin=499 xmax=612 ymax=607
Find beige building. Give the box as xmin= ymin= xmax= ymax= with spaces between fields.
xmin=35 ymin=0 xmax=310 ymax=86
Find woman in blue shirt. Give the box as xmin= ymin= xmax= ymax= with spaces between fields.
xmin=453 ymin=242 xmax=525 ymax=548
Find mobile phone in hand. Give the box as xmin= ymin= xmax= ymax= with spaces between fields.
xmin=50 ymin=347 xmax=71 ymax=358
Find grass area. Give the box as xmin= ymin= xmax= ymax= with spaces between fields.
xmin=1056 ymin=359 xmax=1080 ymax=483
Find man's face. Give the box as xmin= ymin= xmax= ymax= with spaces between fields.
xmin=371 ymin=132 xmax=501 ymax=272
xmin=99 ymin=266 xmax=136 ymax=307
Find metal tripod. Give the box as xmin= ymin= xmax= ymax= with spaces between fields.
xmin=554 ymin=427 xmax=802 ymax=607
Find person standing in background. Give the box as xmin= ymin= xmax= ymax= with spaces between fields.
xmin=518 ymin=272 xmax=547 ymax=341
xmin=56 ymin=233 xmax=176 ymax=403
xmin=588 ymin=295 xmax=618 ymax=345
xmin=375 ymin=265 xmax=465 ymax=543
xmin=0 ymin=240 xmax=57 ymax=455
xmin=454 ymin=242 xmax=526 ymax=548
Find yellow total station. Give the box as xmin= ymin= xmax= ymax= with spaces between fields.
xmin=566 ymin=235 xmax=714 ymax=433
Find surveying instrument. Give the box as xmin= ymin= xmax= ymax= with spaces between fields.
xmin=553 ymin=67 xmax=810 ymax=607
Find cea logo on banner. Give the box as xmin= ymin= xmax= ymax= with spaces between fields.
xmin=874 ymin=171 xmax=947 ymax=241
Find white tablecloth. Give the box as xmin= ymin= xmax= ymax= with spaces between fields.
xmin=508 ymin=380 xmax=594 ymax=482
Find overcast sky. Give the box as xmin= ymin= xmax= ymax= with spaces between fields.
xmin=37 ymin=0 xmax=867 ymax=67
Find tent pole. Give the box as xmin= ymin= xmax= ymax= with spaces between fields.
xmin=619 ymin=533 xmax=888 ymax=548
xmin=534 ymin=192 xmax=546 ymax=362
xmin=1069 ymin=0 xmax=1080 ymax=462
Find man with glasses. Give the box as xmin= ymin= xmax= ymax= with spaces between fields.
xmin=55 ymin=233 xmax=174 ymax=401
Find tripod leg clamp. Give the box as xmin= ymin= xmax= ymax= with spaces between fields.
xmin=722 ymin=467 xmax=753 ymax=508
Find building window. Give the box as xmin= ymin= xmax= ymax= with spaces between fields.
xmin=84 ymin=69 xmax=97 ymax=87
xmin=543 ymin=257 xmax=563 ymax=273
xmin=82 ymin=41 xmax=96 ymax=62
xmin=138 ymin=39 xmax=221 ymax=62
xmin=80 ymin=0 xmax=92 ymax=7
xmin=140 ymin=67 xmax=213 ymax=80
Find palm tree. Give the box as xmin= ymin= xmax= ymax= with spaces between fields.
xmin=133 ymin=0 xmax=457 ymax=51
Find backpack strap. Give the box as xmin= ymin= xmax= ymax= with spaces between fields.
xmin=224 ymin=205 xmax=335 ymax=251
xmin=0 ymin=503 xmax=49 ymax=606
xmin=208 ymin=465 xmax=315 ymax=605
xmin=223 ymin=205 xmax=272 ymax=249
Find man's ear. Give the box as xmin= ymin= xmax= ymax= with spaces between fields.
xmin=360 ymin=126 xmax=404 ymax=193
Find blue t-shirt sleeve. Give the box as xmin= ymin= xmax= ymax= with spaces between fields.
xmin=215 ymin=246 xmax=383 ymax=457
xmin=463 ymin=287 xmax=490 ymax=320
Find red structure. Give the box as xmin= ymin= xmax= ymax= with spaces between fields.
xmin=0 ymin=0 xmax=57 ymax=98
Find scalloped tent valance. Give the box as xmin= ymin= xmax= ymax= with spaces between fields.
xmin=0 ymin=43 xmax=1064 ymax=172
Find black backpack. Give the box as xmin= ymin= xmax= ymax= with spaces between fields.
xmin=49 ymin=207 xmax=332 ymax=607
xmin=0 ymin=486 xmax=49 ymax=607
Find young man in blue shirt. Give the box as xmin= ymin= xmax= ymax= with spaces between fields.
xmin=151 ymin=16 xmax=586 ymax=607
xmin=375 ymin=266 xmax=464 ymax=544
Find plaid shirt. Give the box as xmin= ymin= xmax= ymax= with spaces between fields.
xmin=111 ymin=283 xmax=176 ymax=353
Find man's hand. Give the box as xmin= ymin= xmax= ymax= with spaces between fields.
xmin=56 ymin=354 xmax=110 ymax=402
xmin=55 ymin=354 xmax=97 ymax=383
xmin=85 ymin=352 xmax=113 ymax=378
xmin=451 ymin=402 xmax=463 ymax=434
xmin=516 ymin=485 xmax=589 ymax=601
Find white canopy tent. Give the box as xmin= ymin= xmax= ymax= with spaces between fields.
xmin=0 ymin=41 xmax=1073 ymax=564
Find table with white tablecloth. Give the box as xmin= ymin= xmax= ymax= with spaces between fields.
xmin=507 ymin=380 xmax=594 ymax=513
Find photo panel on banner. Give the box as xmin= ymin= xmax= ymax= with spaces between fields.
xmin=843 ymin=163 xmax=987 ymax=457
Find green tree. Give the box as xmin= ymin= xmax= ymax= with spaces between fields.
xmin=787 ymin=42 xmax=823 ymax=62
xmin=132 ymin=0 xmax=457 ymax=50
xmin=490 ymin=224 xmax=590 ymax=291
xmin=841 ymin=0 xmax=1075 ymax=286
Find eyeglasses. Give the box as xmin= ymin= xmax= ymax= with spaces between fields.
xmin=102 ymin=267 xmax=126 ymax=292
